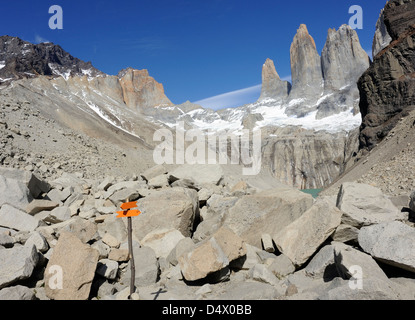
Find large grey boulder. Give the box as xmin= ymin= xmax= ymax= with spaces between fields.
xmin=0 ymin=204 xmax=40 ymax=232
xmin=216 ymin=281 xmax=283 ymax=300
xmin=166 ymin=237 xmax=195 ymax=267
xmin=267 ymin=254 xmax=296 ymax=279
xmin=140 ymin=228 xmax=185 ymax=259
xmin=25 ymin=231 xmax=49 ymax=253
xmin=37 ymin=216 xmax=98 ymax=246
xmin=170 ymin=164 xmax=224 ymax=186
xmin=334 ymin=243 xmax=389 ymax=282
xmin=223 ymin=187 xmax=314 ymax=248
xmin=410 ymin=191 xmax=415 ymax=212
xmin=44 ymin=231 xmax=99 ymax=300
xmin=0 ymin=244 xmax=39 ymax=289
xmin=0 ymin=167 xmax=50 ymax=199
xmin=25 ymin=199 xmax=59 ymax=215
xmin=331 ymin=224 xmax=359 ymax=243
xmin=304 ymin=244 xmax=339 ymax=279
xmin=179 ymin=237 xmax=229 ymax=282
xmin=358 ymin=221 xmax=415 ymax=273
xmin=121 ymin=245 xmax=159 ymax=287
xmin=133 ymin=187 xmax=198 ymax=240
xmin=320 ymin=277 xmax=402 ymax=300
xmin=273 ymin=198 xmax=342 ymax=267
xmin=0 ymin=175 xmax=32 ymax=211
xmin=140 ymin=164 xmax=167 ymax=182
xmin=96 ymin=259 xmax=119 ymax=280
xmin=248 ymin=264 xmax=280 ymax=286
xmin=98 ymin=215 xmax=127 ymax=243
xmin=211 ymin=226 xmax=247 ymax=263
xmin=178 ymin=227 xmax=246 ymax=282
xmin=0 ymin=285 xmax=36 ymax=300
xmin=336 ymin=182 xmax=401 ymax=228
xmin=102 ymin=180 xmax=144 ymax=200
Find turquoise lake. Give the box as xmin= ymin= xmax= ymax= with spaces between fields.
xmin=300 ymin=189 xmax=323 ymax=199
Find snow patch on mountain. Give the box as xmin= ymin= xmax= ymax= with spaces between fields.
xmin=166 ymin=97 xmax=362 ymax=134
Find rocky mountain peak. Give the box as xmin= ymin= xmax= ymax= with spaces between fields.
xmin=321 ymin=24 xmax=370 ymax=92
xmin=259 ymin=58 xmax=291 ymax=101
xmin=117 ymin=67 xmax=173 ymax=110
xmin=288 ymin=24 xmax=324 ymax=106
xmin=0 ymin=35 xmax=104 ymax=82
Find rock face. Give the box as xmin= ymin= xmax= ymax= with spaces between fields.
xmin=372 ymin=9 xmax=393 ymax=58
xmin=118 ymin=68 xmax=173 ymax=111
xmin=0 ymin=35 xmax=104 ymax=82
xmin=321 ymin=25 xmax=370 ymax=92
xmin=288 ymin=24 xmax=324 ymax=109
xmin=259 ymin=58 xmax=291 ymax=101
xmin=261 ymin=126 xmax=359 ymax=189
xmin=383 ymin=0 xmax=415 ymax=40
xmin=358 ymin=0 xmax=415 ymax=150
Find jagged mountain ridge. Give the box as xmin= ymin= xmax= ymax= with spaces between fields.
xmin=0 ymin=21 xmax=371 ymax=189
xmin=0 ymin=35 xmax=105 ymax=82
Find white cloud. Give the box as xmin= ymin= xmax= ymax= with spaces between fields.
xmin=194 ymin=84 xmax=262 ymax=111
xmin=193 ymin=74 xmax=292 ymax=111
xmin=34 ymin=34 xmax=51 ymax=44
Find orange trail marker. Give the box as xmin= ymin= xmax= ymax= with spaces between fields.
xmin=116 ymin=209 xmax=141 ymax=218
xmin=120 ymin=201 xmax=138 ymax=210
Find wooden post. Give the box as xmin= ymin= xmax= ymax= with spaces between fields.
xmin=128 ymin=215 xmax=135 ymax=298
xmin=125 ymin=197 xmax=135 ymax=299
xmin=116 ymin=197 xmax=141 ymax=299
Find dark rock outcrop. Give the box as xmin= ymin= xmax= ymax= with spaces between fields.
xmin=0 ymin=36 xmax=104 ymax=82
xmin=358 ymin=0 xmax=415 ymax=151
xmin=383 ymin=0 xmax=415 ymax=40
xmin=373 ymin=9 xmax=393 ymax=58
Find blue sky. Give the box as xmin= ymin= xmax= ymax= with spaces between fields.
xmin=1 ymin=0 xmax=387 ymax=110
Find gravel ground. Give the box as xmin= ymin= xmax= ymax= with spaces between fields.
xmin=0 ymin=88 xmax=153 ymax=181
xmin=322 ymin=108 xmax=415 ymax=199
